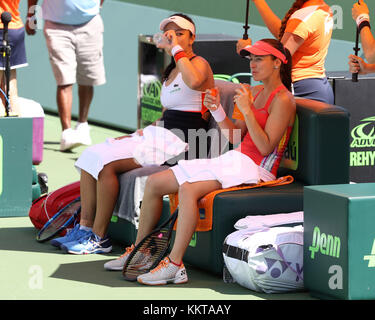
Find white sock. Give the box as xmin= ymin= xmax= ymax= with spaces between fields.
xmin=76 ymin=121 xmax=88 ymax=128
xmin=79 ymin=225 xmax=92 ymax=232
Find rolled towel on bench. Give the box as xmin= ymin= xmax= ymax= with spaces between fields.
xmin=75 ymin=125 xmax=188 ymax=180
xmin=234 ymin=211 xmax=303 ymax=231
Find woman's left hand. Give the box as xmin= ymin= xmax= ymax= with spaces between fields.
xmin=236 ymin=38 xmax=252 ymax=55
xmin=203 ymin=88 xmax=221 ymax=111
xmin=234 ymin=84 xmax=253 ymax=117
xmin=352 ymin=0 xmax=369 ymax=21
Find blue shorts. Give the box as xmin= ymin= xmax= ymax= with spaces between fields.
xmin=0 ymin=27 xmax=28 ymax=70
xmin=293 ymin=77 xmax=334 ymax=105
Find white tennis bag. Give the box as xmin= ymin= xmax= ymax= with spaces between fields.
xmin=223 ymin=212 xmax=304 ymax=294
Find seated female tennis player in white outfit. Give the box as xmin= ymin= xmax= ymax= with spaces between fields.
xmin=111 ymin=38 xmax=296 ymax=285
xmin=51 ymin=13 xmax=215 ymax=255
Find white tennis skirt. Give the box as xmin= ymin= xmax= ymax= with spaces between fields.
xmin=170 ymin=150 xmax=275 ymax=189
xmin=75 ymin=126 xmax=188 ymax=180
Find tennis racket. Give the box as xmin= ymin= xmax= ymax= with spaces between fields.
xmin=352 ymin=0 xmax=361 ymax=82
xmin=243 ymin=0 xmax=250 ymax=40
xmin=239 ymin=0 xmax=251 ymax=57
xmin=36 ymin=197 xmax=81 ymax=242
xmin=122 ymin=208 xmax=179 ymax=281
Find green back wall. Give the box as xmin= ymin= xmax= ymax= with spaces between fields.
xmin=118 ymin=0 xmax=370 ymax=42
xmin=18 ymin=0 xmax=363 ymax=131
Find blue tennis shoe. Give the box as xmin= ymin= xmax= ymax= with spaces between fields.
xmin=50 ymin=224 xmax=91 ymax=248
xmin=61 ymin=232 xmax=112 ymax=254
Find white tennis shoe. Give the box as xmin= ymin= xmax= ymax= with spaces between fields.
xmin=137 ymin=257 xmax=188 ymax=285
xmin=60 ymin=128 xmax=81 ymax=151
xmin=104 ymin=245 xmax=152 ymax=271
xmin=75 ymin=122 xmax=92 ymax=146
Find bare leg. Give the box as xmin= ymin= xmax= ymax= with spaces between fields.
xmin=0 ymin=70 xmax=4 ymax=115
xmin=92 ymin=158 xmax=141 ymax=238
xmin=79 ymin=170 xmax=97 ymax=228
xmin=57 ymin=84 xmax=73 ymax=130
xmin=0 ymin=70 xmax=18 ymax=115
xmin=169 ymin=180 xmax=221 ymax=264
xmin=78 ymin=85 xmax=93 ymax=123
xmin=135 ymin=170 xmax=180 ymax=245
xmin=8 ymin=70 xmax=19 ymax=115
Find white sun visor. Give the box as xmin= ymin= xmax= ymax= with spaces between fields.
xmin=159 ymin=15 xmax=196 ymax=35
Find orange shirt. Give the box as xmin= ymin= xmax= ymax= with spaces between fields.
xmin=285 ymin=0 xmax=333 ymax=82
xmin=0 ymin=0 xmax=23 ymax=29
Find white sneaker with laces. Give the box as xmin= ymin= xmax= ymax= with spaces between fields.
xmin=104 ymin=244 xmax=152 ymax=271
xmin=104 ymin=245 xmax=153 ymax=271
xmin=60 ymin=128 xmax=81 ymax=151
xmin=75 ymin=122 xmax=92 ymax=146
xmin=104 ymin=245 xmax=134 ymax=271
xmin=137 ymin=257 xmax=188 ymax=285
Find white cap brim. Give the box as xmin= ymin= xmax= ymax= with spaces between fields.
xmin=159 ymin=15 xmax=195 ymax=35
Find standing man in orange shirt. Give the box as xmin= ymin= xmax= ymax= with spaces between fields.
xmin=348 ymin=0 xmax=375 ymax=75
xmin=238 ymin=0 xmax=334 ymax=104
xmin=0 ymin=0 xmax=28 ymax=116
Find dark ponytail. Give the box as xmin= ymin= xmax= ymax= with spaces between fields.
xmin=280 ymin=47 xmax=293 ymax=92
xmin=279 ymin=0 xmax=308 ymax=40
xmin=162 ymin=60 xmax=176 ymax=82
xmin=261 ymin=39 xmax=292 ymax=92
xmin=162 ymin=13 xmax=195 ymax=82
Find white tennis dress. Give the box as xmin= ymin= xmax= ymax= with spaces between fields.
xmin=170 ymin=150 xmax=275 ymax=189
xmin=75 ymin=126 xmax=188 ymax=180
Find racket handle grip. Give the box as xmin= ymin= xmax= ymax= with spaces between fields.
xmin=352 ymin=72 xmax=359 ymax=82
xmin=243 ymin=34 xmax=248 ymax=40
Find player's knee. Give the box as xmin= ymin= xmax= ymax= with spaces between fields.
xmin=98 ymin=163 xmax=115 ymax=179
xmin=145 ymin=174 xmax=164 ymax=196
xmin=178 ymin=183 xmax=197 ymax=200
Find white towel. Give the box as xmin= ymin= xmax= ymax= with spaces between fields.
xmin=234 ymin=211 xmax=304 ymax=231
xmin=133 ymin=126 xmax=189 ymax=166
xmin=75 ymin=125 xmax=188 ymax=180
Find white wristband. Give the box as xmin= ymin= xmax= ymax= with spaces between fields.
xmin=210 ymin=104 xmax=226 ymax=123
xmin=356 ymin=13 xmax=370 ymax=26
xmin=171 ymin=45 xmax=183 ymax=56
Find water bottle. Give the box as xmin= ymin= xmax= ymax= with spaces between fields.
xmin=153 ymin=33 xmax=170 ymax=48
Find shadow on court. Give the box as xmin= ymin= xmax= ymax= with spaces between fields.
xmin=0 ymin=224 xmax=312 ymax=299
xmin=49 ymin=259 xmax=312 ymax=299
xmin=0 ymin=225 xmax=119 ymax=257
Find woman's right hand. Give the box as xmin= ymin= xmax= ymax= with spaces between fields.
xmin=161 ymin=30 xmax=178 ymax=56
xmin=234 ymin=84 xmax=254 ymax=118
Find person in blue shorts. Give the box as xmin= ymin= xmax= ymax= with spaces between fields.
xmin=237 ymin=0 xmax=334 ymax=104
xmin=0 ymin=0 xmax=28 ymax=116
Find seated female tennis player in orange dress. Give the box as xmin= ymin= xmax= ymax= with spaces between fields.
xmin=109 ymin=38 xmax=296 ymax=285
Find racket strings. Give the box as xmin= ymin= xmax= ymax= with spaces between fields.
xmin=123 ymin=231 xmax=171 ymax=279
xmin=37 ymin=199 xmax=81 ymax=241
xmin=48 ymin=201 xmax=81 ymax=229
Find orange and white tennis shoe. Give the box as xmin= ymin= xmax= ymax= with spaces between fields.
xmin=137 ymin=256 xmax=188 ymax=285
xmin=104 ymin=245 xmax=152 ymax=271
